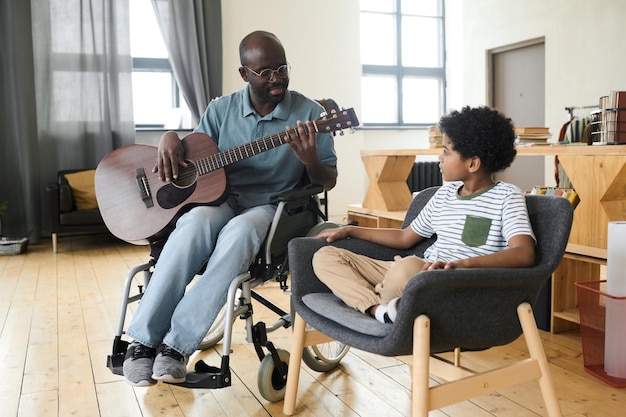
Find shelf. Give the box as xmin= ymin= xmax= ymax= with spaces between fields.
xmin=553 ymin=309 xmax=581 ymax=325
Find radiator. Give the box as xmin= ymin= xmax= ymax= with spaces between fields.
xmin=406 ymin=161 xmax=442 ymax=192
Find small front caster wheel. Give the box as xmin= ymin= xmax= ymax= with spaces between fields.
xmin=257 ymin=349 xmax=290 ymax=402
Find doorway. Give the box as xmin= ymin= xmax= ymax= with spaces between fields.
xmin=488 ymin=38 xmax=546 ymax=193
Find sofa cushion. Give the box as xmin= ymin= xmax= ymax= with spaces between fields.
xmin=302 ymin=293 xmax=392 ymax=337
xmin=64 ymin=170 xmax=98 ymax=210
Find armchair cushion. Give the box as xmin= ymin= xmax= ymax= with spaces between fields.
xmin=302 ymin=293 xmax=391 ymax=337
xmin=64 ymin=169 xmax=98 ymax=210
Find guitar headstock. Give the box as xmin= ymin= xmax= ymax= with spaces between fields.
xmin=314 ymin=108 xmax=359 ymax=136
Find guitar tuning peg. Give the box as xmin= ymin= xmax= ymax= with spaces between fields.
xmin=338 ymin=130 xmax=345 ymax=136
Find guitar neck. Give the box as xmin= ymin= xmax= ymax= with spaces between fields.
xmin=191 ymin=107 xmax=358 ymax=175
xmin=194 ymin=124 xmax=317 ymax=175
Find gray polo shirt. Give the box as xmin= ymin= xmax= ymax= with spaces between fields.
xmin=195 ymin=86 xmax=337 ymax=211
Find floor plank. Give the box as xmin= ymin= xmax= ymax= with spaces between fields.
xmin=0 ymin=236 xmax=624 ymax=416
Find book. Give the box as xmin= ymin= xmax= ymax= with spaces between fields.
xmin=515 ymin=127 xmax=550 ymax=134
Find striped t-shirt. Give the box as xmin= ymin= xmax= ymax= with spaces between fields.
xmin=410 ymin=182 xmax=535 ymax=263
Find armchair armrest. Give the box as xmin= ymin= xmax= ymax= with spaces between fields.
xmin=46 ymin=182 xmax=61 ymax=232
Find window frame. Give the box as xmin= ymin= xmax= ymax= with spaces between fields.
xmin=360 ymin=0 xmax=446 ymax=129
xmin=131 ymin=57 xmax=183 ymax=129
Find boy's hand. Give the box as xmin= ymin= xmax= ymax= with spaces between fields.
xmin=422 ymin=260 xmax=462 ymax=270
xmin=316 ymin=226 xmax=350 ymax=242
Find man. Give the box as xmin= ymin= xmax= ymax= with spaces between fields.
xmin=123 ymin=30 xmax=337 ymax=386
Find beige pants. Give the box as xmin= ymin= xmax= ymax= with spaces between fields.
xmin=312 ymin=246 xmax=425 ymax=313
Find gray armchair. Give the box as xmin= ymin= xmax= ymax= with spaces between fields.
xmin=283 ymin=187 xmax=573 ymax=417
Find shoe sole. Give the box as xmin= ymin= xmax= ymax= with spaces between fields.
xmin=125 ymin=377 xmax=156 ymax=387
xmin=152 ymin=373 xmax=186 ymax=384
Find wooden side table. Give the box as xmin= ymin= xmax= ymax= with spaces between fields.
xmin=360 ymin=150 xmax=419 ymax=211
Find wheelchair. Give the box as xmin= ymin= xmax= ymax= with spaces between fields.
xmin=106 ymin=182 xmax=350 ymax=401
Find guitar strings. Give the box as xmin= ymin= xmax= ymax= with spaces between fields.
xmin=172 ymin=112 xmax=347 ymax=183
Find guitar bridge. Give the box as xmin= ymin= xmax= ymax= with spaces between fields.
xmin=136 ymin=168 xmax=154 ymax=208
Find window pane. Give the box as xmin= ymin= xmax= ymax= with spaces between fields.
xmin=402 ymin=16 xmax=442 ymax=67
xmin=132 ymin=72 xmax=173 ymax=126
xmin=129 ymin=0 xmax=168 ymax=58
xmin=360 ymin=0 xmax=395 ymax=13
xmin=360 ymin=13 xmax=396 ymax=65
xmin=361 ymin=75 xmax=398 ymax=124
xmin=402 ymin=77 xmax=441 ymax=124
xmin=401 ymin=0 xmax=441 ymax=16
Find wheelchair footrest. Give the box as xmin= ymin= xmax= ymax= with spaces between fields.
xmin=170 ymin=356 xmax=231 ymax=389
xmin=107 ymin=353 xmax=125 ymax=376
xmin=107 ymin=336 xmax=129 ymax=376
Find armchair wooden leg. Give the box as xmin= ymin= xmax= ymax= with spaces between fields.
xmin=284 ymin=313 xmax=306 ymax=415
xmin=412 ymin=315 xmax=431 ymax=417
xmin=517 ymin=302 xmax=563 ymax=417
xmin=52 ymin=233 xmax=58 ymax=253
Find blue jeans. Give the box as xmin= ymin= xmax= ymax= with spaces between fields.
xmin=126 ymin=201 xmax=277 ymax=356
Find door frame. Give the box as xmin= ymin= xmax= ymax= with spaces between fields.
xmin=486 ymin=36 xmax=545 ymax=108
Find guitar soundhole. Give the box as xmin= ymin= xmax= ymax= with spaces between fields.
xmin=172 ymin=161 xmax=198 ymax=188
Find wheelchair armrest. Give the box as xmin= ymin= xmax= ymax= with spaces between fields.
xmin=277 ymin=184 xmax=324 ymax=202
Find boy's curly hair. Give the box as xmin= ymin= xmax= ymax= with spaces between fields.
xmin=438 ymin=106 xmax=516 ymax=174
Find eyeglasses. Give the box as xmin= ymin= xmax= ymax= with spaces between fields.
xmin=243 ymin=64 xmax=290 ymax=81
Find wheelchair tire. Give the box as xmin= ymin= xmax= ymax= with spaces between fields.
xmin=257 ymin=349 xmax=290 ymax=402
xmin=302 ymin=339 xmax=350 ymax=372
xmin=306 ymin=221 xmax=340 ymax=237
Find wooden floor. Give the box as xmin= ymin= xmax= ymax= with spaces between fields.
xmin=1 ymin=235 xmax=625 ymax=417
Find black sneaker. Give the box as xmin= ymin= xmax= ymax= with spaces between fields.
xmin=123 ymin=341 xmax=157 ymax=386
xmin=152 ymin=344 xmax=188 ymax=383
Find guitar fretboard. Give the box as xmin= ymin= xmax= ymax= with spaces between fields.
xmin=195 ymin=132 xmax=291 ymax=175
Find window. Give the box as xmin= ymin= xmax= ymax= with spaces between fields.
xmin=360 ymin=0 xmax=445 ymax=127
xmin=129 ymin=0 xmax=192 ymax=129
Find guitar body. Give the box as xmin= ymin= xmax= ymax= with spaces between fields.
xmin=95 ymin=133 xmax=228 ymax=244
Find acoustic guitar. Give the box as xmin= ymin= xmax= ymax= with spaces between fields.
xmin=95 ymin=108 xmax=359 ymax=244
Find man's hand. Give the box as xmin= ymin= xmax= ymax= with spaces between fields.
xmin=153 ymin=131 xmax=188 ymax=182
xmin=284 ymin=120 xmax=319 ymax=165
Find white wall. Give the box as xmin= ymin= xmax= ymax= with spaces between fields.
xmin=453 ymin=0 xmax=626 ymax=184
xmin=137 ymin=0 xmax=626 ymax=220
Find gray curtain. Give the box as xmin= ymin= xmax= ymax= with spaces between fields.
xmin=0 ymin=0 xmax=135 ymax=242
xmin=151 ymin=0 xmax=222 ymax=125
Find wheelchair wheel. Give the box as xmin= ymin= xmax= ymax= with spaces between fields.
xmin=306 ymin=221 xmax=340 ymax=237
xmin=301 ymin=325 xmax=350 ymax=372
xmin=257 ymin=349 xmax=290 ymax=402
xmin=197 ymin=288 xmax=241 ymax=350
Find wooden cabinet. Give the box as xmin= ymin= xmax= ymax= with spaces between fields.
xmin=347 ymin=204 xmax=405 ymax=229
xmin=352 ymin=146 xmax=626 ymax=333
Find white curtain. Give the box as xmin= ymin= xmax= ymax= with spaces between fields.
xmin=151 ymin=0 xmax=222 ymax=125
xmin=0 ymin=0 xmax=135 ymax=241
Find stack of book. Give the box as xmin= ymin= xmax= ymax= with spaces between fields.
xmin=428 ymin=126 xmax=443 ymax=148
xmin=514 ymin=127 xmax=552 ymax=146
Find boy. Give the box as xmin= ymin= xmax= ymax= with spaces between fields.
xmin=313 ymin=106 xmax=535 ymax=323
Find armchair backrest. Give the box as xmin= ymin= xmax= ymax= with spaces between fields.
xmin=524 ymin=194 xmax=573 ymax=271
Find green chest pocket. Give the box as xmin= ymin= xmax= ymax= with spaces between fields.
xmin=461 ymin=215 xmax=492 ymax=247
